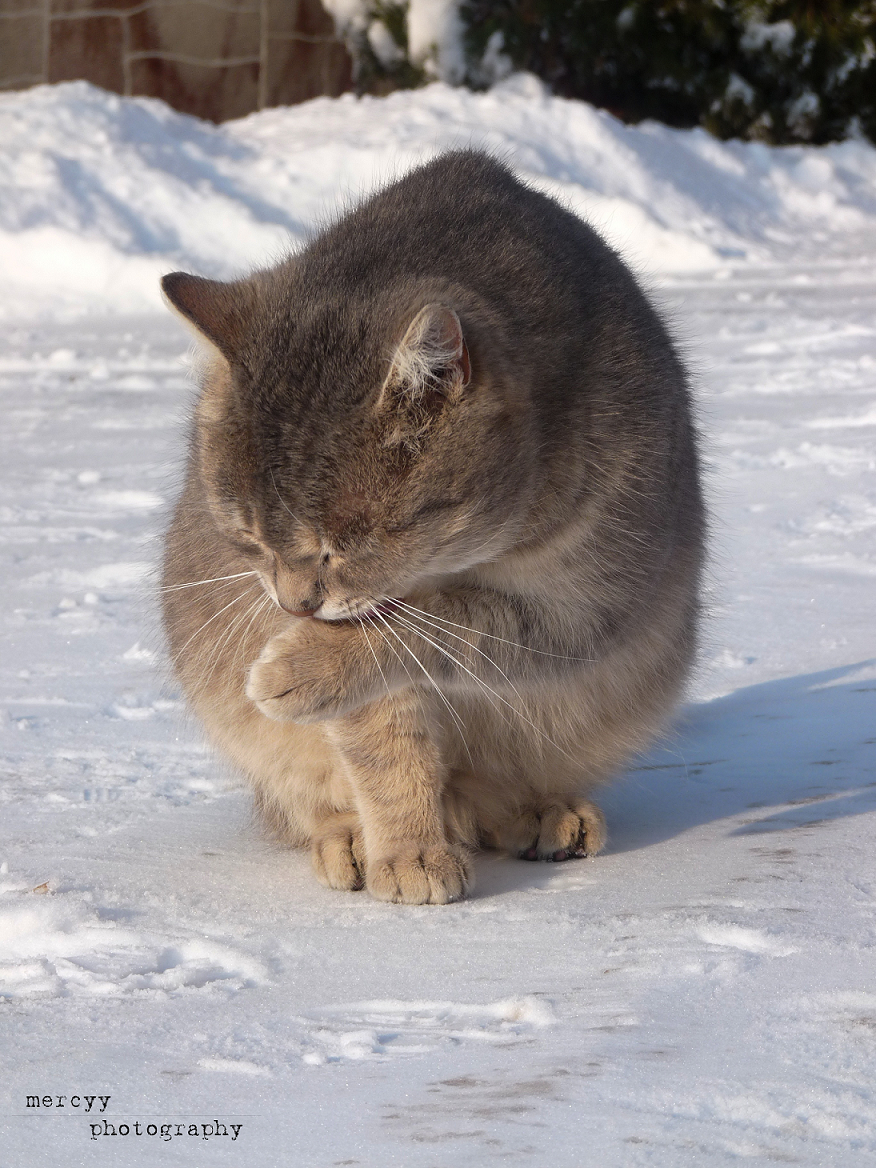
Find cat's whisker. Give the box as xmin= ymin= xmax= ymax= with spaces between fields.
xmin=171 ymin=586 xmax=258 ymax=663
xmin=358 ymin=610 xmax=394 ymax=708
xmin=389 ymin=609 xmax=507 ymax=717
xmin=223 ymin=596 xmax=262 ymax=685
xmin=363 ymin=610 xmax=417 ymax=692
xmin=365 ymin=609 xmax=425 ymax=699
xmin=369 ymin=608 xmax=473 ymax=765
xmin=269 ymin=467 xmax=301 ymax=524
xmin=370 ymin=608 xmax=463 ymax=725
xmin=386 ymin=610 xmax=559 ymax=764
xmin=392 ymin=603 xmax=536 ymax=726
xmin=390 ymin=608 xmax=578 ymax=765
xmin=187 ymin=593 xmax=262 ymax=686
xmin=233 ymin=592 xmax=275 ymax=679
xmin=199 ymin=590 xmax=268 ymax=690
xmin=161 ymin=571 xmax=258 ymax=592
xmin=395 ymin=600 xmax=594 ymax=664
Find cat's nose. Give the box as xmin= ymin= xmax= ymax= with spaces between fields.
xmin=273 ymin=572 xmax=321 ymax=616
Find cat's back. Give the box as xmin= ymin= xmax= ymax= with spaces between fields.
xmin=305 ymin=151 xmax=630 ymax=306
xmin=275 ymin=151 xmax=684 ymax=434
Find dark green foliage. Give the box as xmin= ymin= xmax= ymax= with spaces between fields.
xmin=461 ymin=0 xmax=876 ymax=144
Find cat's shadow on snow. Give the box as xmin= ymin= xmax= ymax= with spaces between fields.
xmin=477 ymin=659 xmax=876 ymax=894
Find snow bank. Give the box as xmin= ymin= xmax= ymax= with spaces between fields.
xmin=3 ymin=78 xmax=876 ymax=317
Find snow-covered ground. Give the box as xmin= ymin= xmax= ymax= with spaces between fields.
xmin=1 ymin=79 xmax=875 ymax=1166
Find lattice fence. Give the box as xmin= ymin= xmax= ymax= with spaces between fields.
xmin=0 ymin=0 xmax=352 ymax=121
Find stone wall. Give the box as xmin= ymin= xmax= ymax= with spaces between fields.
xmin=0 ymin=0 xmax=353 ymax=121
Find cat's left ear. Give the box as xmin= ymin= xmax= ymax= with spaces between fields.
xmin=161 ymin=272 xmax=253 ymax=362
xmin=388 ymin=304 xmax=472 ymax=397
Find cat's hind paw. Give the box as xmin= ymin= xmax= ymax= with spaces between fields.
xmin=495 ymin=799 xmax=607 ymax=861
xmin=366 ymin=843 xmax=473 ymax=905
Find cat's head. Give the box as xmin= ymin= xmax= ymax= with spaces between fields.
xmin=163 ymin=269 xmax=539 ymax=621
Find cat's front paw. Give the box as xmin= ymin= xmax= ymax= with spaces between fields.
xmin=311 ymin=813 xmax=366 ymax=891
xmin=366 ymin=842 xmax=473 ymax=905
xmin=245 ymin=623 xmax=349 ymax=723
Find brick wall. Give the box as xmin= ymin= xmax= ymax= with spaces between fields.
xmin=0 ymin=0 xmax=353 ymax=121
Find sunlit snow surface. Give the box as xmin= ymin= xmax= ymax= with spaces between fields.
xmin=1 ymin=79 xmax=875 ymax=1166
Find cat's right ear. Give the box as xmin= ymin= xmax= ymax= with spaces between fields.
xmin=387 ymin=304 xmax=472 ymax=399
xmin=160 ymin=272 xmax=250 ymax=362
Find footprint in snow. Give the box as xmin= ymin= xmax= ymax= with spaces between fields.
xmin=0 ymin=896 xmax=265 ymax=1000
xmin=297 ymin=997 xmax=555 ymax=1064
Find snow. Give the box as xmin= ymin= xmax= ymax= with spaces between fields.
xmin=320 ymin=0 xmax=468 ymax=82
xmin=4 ymin=78 xmax=876 ymax=318
xmin=1 ymin=79 xmax=875 ymax=1165
xmin=406 ymin=0 xmax=468 ymax=83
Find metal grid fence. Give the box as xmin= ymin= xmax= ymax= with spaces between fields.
xmin=0 ymin=0 xmax=352 ymax=121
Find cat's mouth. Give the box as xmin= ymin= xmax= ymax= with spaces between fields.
xmin=317 ymin=598 xmax=404 ymax=625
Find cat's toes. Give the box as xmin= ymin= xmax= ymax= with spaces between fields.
xmin=245 ymin=641 xmax=334 ymax=723
xmin=569 ymin=800 xmax=607 ymax=856
xmin=366 ymin=843 xmax=473 ymax=905
xmin=311 ymin=822 xmax=366 ymax=891
xmin=245 ymin=645 xmax=294 ymax=718
xmin=498 ymin=799 xmax=606 ymax=860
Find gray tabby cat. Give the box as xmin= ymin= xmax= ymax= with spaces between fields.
xmin=160 ymin=150 xmax=704 ymax=905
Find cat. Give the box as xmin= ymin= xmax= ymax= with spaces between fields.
xmin=160 ymin=149 xmax=705 ymax=905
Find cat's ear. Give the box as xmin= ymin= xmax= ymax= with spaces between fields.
xmin=161 ymin=272 xmax=252 ymax=361
xmin=388 ymin=304 xmax=471 ymax=397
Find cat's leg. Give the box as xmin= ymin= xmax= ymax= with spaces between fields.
xmin=487 ymin=798 xmax=607 ymax=861
xmin=441 ymin=778 xmax=480 ymax=850
xmin=310 ymin=810 xmax=367 ymax=891
xmin=328 ymin=692 xmax=473 ymax=905
xmin=231 ymin=715 xmax=366 ymax=890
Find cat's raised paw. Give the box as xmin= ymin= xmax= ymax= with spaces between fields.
xmin=245 ymin=628 xmax=344 ymax=723
xmin=366 ymin=843 xmax=473 ymax=905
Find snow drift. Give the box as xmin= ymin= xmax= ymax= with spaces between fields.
xmin=2 ymin=77 xmax=876 ymax=316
